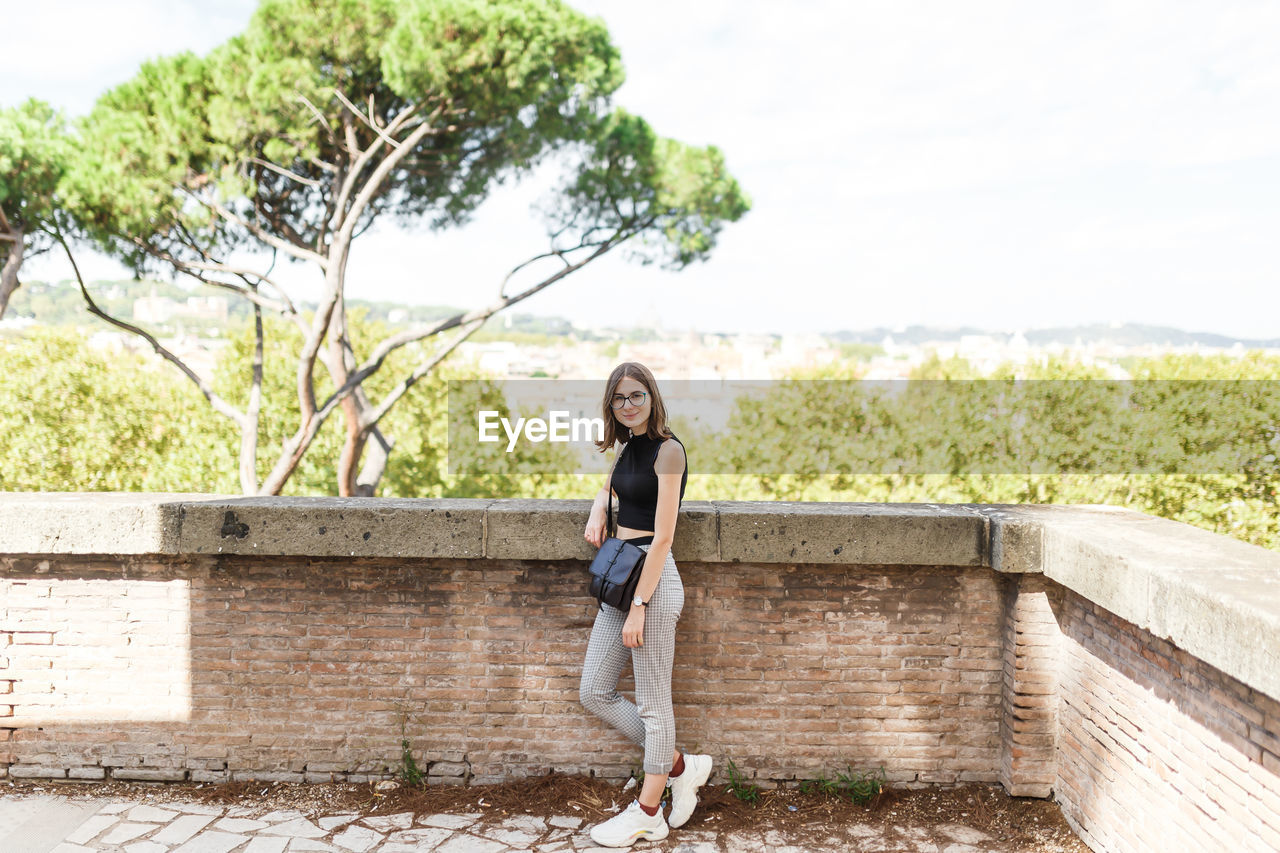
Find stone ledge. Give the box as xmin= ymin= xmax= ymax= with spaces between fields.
xmin=713 ymin=501 xmax=987 ymax=566
xmin=0 ymin=493 xmax=993 ymax=567
xmin=0 ymin=492 xmax=188 ymax=557
xmin=1031 ymin=503 xmax=1280 ymax=704
xmin=2 ymin=492 xmax=1279 ymax=702
xmin=177 ymin=496 xmax=487 ymax=559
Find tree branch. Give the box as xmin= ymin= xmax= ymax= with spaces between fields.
xmin=336 ymin=119 xmax=441 ymax=247
xmin=52 ymin=227 xmax=246 ymax=428
xmin=307 ymin=156 xmax=340 ymax=175
xmin=498 ymin=247 xmax=584 ymax=298
xmin=193 ymin=273 xmax=293 ymax=315
xmin=296 ymin=93 xmax=339 ymax=147
xmin=239 ymin=293 xmax=266 ymax=494
xmin=332 ymin=88 xmax=407 ymax=153
xmin=363 ymin=317 xmax=486 ymax=431
xmin=252 ymin=194 xmax=314 ymax=254
xmin=317 ymin=237 xmax=626 ymax=427
xmin=125 ymin=236 xmax=295 ymax=316
xmin=248 ymin=156 xmax=322 ymax=188
xmin=327 ymin=95 xmax=434 ymax=235
xmin=189 ymin=189 xmax=329 ymax=269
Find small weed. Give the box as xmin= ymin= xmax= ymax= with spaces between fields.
xmin=724 ymin=757 xmax=760 ymax=805
xmin=800 ymin=765 xmax=886 ymax=804
xmin=836 ymin=765 xmax=886 ymax=804
xmin=393 ymin=708 xmax=425 ymax=787
xmin=398 ymin=737 xmax=425 ymax=786
xmin=798 ymin=773 xmax=839 ymax=797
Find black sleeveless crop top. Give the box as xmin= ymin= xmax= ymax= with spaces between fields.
xmin=612 ymin=431 xmax=688 ymax=531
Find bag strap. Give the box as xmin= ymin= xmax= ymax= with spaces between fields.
xmin=605 ymin=439 xmax=626 ymax=539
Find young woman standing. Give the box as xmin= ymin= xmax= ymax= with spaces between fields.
xmin=580 ymin=362 xmax=713 ymax=847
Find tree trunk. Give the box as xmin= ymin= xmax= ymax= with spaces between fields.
xmin=327 ymin=291 xmax=392 ymax=497
xmin=258 ymin=273 xmax=345 ymax=495
xmin=238 ymin=301 xmax=266 ymax=494
xmin=335 ymin=386 xmax=366 ymax=497
xmin=0 ymin=225 xmax=24 ymax=320
xmin=354 ymin=431 xmax=394 ymax=496
xmin=257 ymin=239 xmax=363 ymax=496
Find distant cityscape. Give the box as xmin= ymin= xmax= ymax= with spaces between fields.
xmin=445 ymin=326 xmax=1280 ymax=382
xmin=3 ymin=278 xmax=1278 ymax=383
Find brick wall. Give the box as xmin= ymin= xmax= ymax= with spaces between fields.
xmin=1055 ymin=590 xmax=1280 ymax=853
xmin=5 ymin=495 xmax=1280 ymax=853
xmin=0 ymin=554 xmax=1008 ymax=788
xmin=998 ymin=574 xmax=1062 ymax=797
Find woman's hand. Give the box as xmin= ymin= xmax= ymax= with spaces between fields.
xmin=622 ymin=607 xmax=646 ymax=648
xmin=584 ymin=505 xmax=607 ymax=547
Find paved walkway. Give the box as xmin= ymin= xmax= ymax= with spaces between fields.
xmin=0 ymin=790 xmax=1074 ymax=852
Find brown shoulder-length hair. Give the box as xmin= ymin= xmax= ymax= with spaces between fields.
xmin=596 ymin=361 xmax=674 ymax=452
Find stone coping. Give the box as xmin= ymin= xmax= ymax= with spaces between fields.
xmin=2 ymin=492 xmax=1279 ymax=704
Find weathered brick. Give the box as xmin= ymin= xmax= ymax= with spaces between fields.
xmin=2 ymin=546 xmax=1277 ymax=853
xmin=11 ymin=632 xmax=54 ymax=645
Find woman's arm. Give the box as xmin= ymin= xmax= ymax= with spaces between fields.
xmin=621 ymin=439 xmax=685 ymax=648
xmin=585 ymin=445 xmax=620 ymax=547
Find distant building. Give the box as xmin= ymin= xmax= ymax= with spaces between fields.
xmin=133 ymin=295 xmax=178 ymax=324
xmin=133 ymin=284 xmax=229 ymax=325
xmin=460 ymin=341 xmax=521 ymax=376
xmin=181 ymin=296 xmax=229 ymax=323
xmin=779 ymin=333 xmax=836 ymax=368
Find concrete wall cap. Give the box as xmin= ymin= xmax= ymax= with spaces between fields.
xmin=3 ymin=492 xmax=1279 ymax=701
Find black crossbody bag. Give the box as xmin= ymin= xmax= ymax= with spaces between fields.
xmin=587 ymin=494 xmax=647 ymax=610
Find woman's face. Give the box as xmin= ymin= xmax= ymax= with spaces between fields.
xmin=612 ymin=375 xmax=651 ymax=434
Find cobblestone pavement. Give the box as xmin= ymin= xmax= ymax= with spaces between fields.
xmin=2 ymin=791 xmax=1081 ymax=852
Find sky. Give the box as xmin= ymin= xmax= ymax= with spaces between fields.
xmin=4 ymin=0 xmax=1279 ymax=339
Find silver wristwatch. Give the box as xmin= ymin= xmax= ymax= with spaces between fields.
xmin=632 ymin=595 xmax=647 ymax=608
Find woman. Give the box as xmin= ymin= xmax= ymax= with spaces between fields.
xmin=580 ymin=362 xmax=713 ymax=847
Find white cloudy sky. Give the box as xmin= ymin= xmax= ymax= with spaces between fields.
xmin=4 ymin=0 xmax=1279 ymax=338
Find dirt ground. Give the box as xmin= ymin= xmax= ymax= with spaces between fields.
xmin=3 ymin=773 xmax=1090 ymax=852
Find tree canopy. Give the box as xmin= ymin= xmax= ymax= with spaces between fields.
xmin=44 ymin=0 xmax=749 ymax=496
xmin=0 ymin=98 xmax=73 ymax=318
xmin=69 ymin=0 xmax=639 ymax=266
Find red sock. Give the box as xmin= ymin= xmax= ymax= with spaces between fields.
xmin=669 ymin=753 xmax=685 ymax=778
xmin=638 ymin=799 xmax=660 ymax=816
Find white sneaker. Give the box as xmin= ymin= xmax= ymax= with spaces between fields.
xmin=667 ymin=753 xmax=713 ymax=829
xmin=588 ymin=799 xmax=669 ymax=847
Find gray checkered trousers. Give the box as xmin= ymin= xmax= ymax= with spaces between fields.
xmin=579 ymin=543 xmax=685 ymax=774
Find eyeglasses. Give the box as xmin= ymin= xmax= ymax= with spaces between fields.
xmin=610 ymin=390 xmax=648 ymax=409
